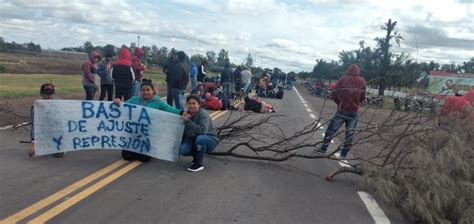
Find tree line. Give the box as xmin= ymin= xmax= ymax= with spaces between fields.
xmin=299 ymin=19 xmax=474 ymax=94
xmin=0 ymin=37 xmax=42 ymax=53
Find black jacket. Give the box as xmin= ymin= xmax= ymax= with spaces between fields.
xmin=169 ymin=62 xmax=190 ymax=90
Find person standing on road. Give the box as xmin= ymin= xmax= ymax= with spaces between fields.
xmin=98 ymin=55 xmax=114 ymax=101
xmin=82 ymin=50 xmax=101 ymax=100
xmin=113 ymin=78 xmax=183 ymax=162
xmin=316 ymin=64 xmax=366 ymax=159
xmin=163 ymin=51 xmax=177 ymax=106
xmin=168 ymin=51 xmax=190 ymax=110
xmin=220 ymin=63 xmax=233 ymax=97
xmin=191 ymin=62 xmax=198 ymax=91
xmin=179 ymin=94 xmax=219 ymax=172
xmin=197 ymin=61 xmax=207 ymax=83
xmin=112 ymin=47 xmax=135 ymax=101
xmin=240 ymin=67 xmax=252 ymax=95
xmin=29 ymin=83 xmax=64 ymax=158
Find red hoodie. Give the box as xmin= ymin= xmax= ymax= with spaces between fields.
xmin=132 ymin=48 xmax=145 ymax=80
xmin=332 ymin=64 xmax=367 ymax=112
xmin=113 ymin=48 xmax=132 ymax=66
xmin=439 ymin=96 xmax=471 ymax=126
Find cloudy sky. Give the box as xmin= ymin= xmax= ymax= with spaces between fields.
xmin=1 ymin=0 xmax=473 ymax=72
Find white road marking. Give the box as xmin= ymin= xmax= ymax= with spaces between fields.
xmin=0 ymin=122 xmax=30 ymax=130
xmin=306 ymin=108 xmax=312 ymax=112
xmin=302 ymin=101 xmax=306 ymax=104
xmin=357 ymin=192 xmax=391 ymax=224
xmin=309 ymin=114 xmax=316 ymax=119
xmin=304 ymin=104 xmax=308 ymax=107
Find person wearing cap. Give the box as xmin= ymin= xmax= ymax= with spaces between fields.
xmin=29 ymin=83 xmax=64 ymax=158
xmin=315 ymin=64 xmax=367 ymax=159
xmin=82 ymin=50 xmax=101 ymax=100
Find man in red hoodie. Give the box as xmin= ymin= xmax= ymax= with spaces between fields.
xmin=112 ymin=48 xmax=134 ymax=101
xmin=316 ymin=64 xmax=366 ymax=159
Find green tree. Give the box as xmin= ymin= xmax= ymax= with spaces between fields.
xmin=102 ymin=44 xmax=116 ymax=58
xmin=83 ymin=41 xmax=94 ymax=54
xmin=206 ymin=51 xmax=216 ymax=65
xmin=375 ymin=18 xmax=403 ymax=96
xmin=217 ymin=49 xmax=229 ymax=67
xmin=245 ymin=53 xmax=253 ymax=68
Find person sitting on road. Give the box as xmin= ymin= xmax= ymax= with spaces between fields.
xmin=113 ymin=78 xmax=183 ymax=162
xmin=179 ymin=94 xmax=219 ymax=172
xmin=29 ymin=83 xmax=64 ymax=158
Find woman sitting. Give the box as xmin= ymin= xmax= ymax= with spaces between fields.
xmin=180 ymin=94 xmax=219 ymax=172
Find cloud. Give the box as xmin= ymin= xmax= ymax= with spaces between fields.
xmin=405 ymin=25 xmax=474 ymax=50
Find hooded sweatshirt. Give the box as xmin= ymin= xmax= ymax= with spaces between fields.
xmin=82 ymin=50 xmax=101 ymax=86
xmin=332 ymin=64 xmax=367 ymax=112
xmin=112 ymin=48 xmax=135 ymax=89
xmin=132 ymin=48 xmax=145 ymax=80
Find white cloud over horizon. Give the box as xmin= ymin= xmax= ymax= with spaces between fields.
xmin=0 ymin=0 xmax=473 ymax=72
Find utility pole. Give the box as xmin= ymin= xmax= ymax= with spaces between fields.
xmin=137 ymin=35 xmax=140 ymax=47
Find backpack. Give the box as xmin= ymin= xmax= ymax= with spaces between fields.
xmin=275 ymin=88 xmax=284 ymax=99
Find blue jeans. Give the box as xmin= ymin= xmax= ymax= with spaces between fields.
xmin=84 ymin=85 xmax=96 ymax=100
xmin=172 ymin=88 xmax=185 ymax=110
xmin=243 ymin=81 xmax=251 ymax=94
xmin=191 ymin=77 xmax=197 ymax=91
xmin=320 ymin=112 xmax=358 ymax=158
xmin=179 ymin=135 xmax=218 ymax=165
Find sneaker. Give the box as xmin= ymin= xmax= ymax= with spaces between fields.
xmin=187 ymin=163 xmax=204 ymax=172
xmin=314 ymin=148 xmax=326 ymax=154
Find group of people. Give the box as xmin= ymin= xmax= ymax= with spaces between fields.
xmin=30 ymin=79 xmax=218 ymax=172
xmin=81 ymin=47 xmax=146 ymax=102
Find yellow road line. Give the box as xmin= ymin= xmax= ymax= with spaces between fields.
xmin=27 ymin=161 xmax=142 ymax=224
xmin=0 ymin=160 xmax=127 ymax=224
xmin=7 ymin=95 xmax=252 ymax=223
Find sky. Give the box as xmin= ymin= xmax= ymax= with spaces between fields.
xmin=0 ymin=0 xmax=473 ymax=72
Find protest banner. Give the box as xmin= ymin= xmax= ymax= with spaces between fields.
xmin=33 ymin=100 xmax=184 ymax=162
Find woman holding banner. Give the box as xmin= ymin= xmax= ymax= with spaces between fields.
xmin=179 ymin=94 xmax=219 ymax=172
xmin=113 ymin=78 xmax=183 ymax=162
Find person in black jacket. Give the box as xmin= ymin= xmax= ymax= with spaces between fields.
xmin=197 ymin=61 xmax=207 ymax=83
xmin=112 ymin=48 xmax=134 ymax=101
xmin=163 ymin=51 xmax=177 ymax=106
xmin=220 ymin=63 xmax=233 ymax=96
xmin=169 ymin=51 xmax=190 ymax=110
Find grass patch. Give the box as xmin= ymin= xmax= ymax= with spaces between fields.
xmin=0 ymin=73 xmax=166 ymax=98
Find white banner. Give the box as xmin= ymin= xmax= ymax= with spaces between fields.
xmin=34 ymin=100 xmax=184 ymax=162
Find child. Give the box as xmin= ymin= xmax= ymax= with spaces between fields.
xmin=29 ymin=83 xmax=64 ymax=158
xmin=113 ymin=78 xmax=183 ymax=162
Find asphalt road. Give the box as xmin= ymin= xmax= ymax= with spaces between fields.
xmin=0 ymin=87 xmax=407 ymax=224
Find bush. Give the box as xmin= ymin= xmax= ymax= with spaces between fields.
xmin=363 ymin=119 xmax=474 ymax=224
xmin=0 ymin=64 xmax=6 ymax=72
